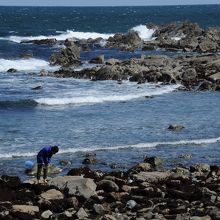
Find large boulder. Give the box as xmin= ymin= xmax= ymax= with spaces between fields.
xmin=50 ymin=39 xmax=81 ymax=67
xmin=93 ymin=65 xmax=124 ymax=81
xmin=49 ymin=176 xmax=97 ymax=199
xmin=107 ymin=31 xmax=143 ymax=51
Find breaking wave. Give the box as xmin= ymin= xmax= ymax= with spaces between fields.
xmin=131 ymin=25 xmax=155 ymax=40
xmin=35 ymin=84 xmax=179 ymax=106
xmin=0 ymin=25 xmax=154 ymax=43
xmin=0 ymin=137 xmax=219 ymax=159
xmin=0 ymin=58 xmax=57 ymax=72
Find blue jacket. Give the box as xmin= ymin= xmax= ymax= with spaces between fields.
xmin=37 ymin=146 xmax=53 ymax=164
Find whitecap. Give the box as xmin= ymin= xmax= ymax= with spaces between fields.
xmin=131 ymin=25 xmax=155 ymax=40
xmin=35 ymin=84 xmax=180 ymax=106
xmin=0 ymin=58 xmax=58 ymax=72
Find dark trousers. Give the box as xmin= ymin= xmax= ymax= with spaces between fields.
xmin=37 ymin=164 xmax=48 ymax=180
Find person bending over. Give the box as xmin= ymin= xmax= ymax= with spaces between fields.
xmin=36 ymin=145 xmax=59 ymax=184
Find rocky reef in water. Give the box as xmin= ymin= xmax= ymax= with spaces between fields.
xmin=42 ymin=54 xmax=220 ymax=91
xmin=1 ymin=156 xmax=220 ymax=220
xmin=34 ymin=22 xmax=220 ymax=91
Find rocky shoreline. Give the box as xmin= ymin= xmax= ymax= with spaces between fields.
xmin=1 ymin=156 xmax=220 ymax=220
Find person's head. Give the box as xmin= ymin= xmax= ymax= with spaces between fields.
xmin=51 ymin=146 xmax=59 ymax=154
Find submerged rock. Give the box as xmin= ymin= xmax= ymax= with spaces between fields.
xmin=168 ymin=124 xmax=185 ymax=131
xmin=21 ymin=38 xmax=57 ymax=45
xmin=7 ymin=68 xmax=17 ymax=73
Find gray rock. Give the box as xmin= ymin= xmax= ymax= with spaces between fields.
xmin=198 ymin=39 xmax=218 ymax=52
xmin=133 ymin=163 xmax=152 ymax=172
xmin=12 ymin=205 xmax=39 ymax=219
xmin=179 ymin=36 xmax=199 ymax=51
xmin=190 ymin=163 xmax=210 ymax=173
xmin=41 ymin=210 xmax=53 ymax=219
xmin=40 ymin=189 xmax=64 ymax=200
xmin=126 ymin=200 xmax=137 ymax=209
xmin=93 ymin=204 xmax=105 ymax=215
xmin=49 ymin=176 xmax=97 ymax=199
xmin=76 ymin=207 xmax=88 ymax=219
xmin=97 ymin=179 xmax=119 ymax=192
xmin=50 ymin=39 xmax=81 ymax=67
xmin=133 ymin=171 xmax=171 ymax=183
xmin=182 ymin=68 xmax=197 ymax=81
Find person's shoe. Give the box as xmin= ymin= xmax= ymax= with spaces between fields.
xmin=43 ymin=179 xmax=48 ymax=184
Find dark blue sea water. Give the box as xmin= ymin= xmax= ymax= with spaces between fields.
xmin=0 ymin=5 xmax=220 ymax=179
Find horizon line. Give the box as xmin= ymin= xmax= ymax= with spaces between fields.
xmin=0 ymin=3 xmax=219 ymax=7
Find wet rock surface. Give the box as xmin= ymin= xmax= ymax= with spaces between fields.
xmin=1 ymin=158 xmax=220 ymax=219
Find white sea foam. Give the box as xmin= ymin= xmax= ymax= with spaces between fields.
xmin=35 ymin=84 xmax=179 ymax=106
xmin=131 ymin=25 xmax=155 ymax=40
xmin=0 ymin=58 xmax=58 ymax=72
xmin=0 ymin=24 xmax=154 ymax=43
xmin=0 ymin=137 xmax=219 ymax=159
xmin=0 ymin=30 xmax=114 ymax=43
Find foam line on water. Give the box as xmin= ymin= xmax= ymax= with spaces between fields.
xmin=0 ymin=137 xmax=219 ymax=159
xmin=35 ymin=84 xmax=180 ymax=106
xmin=0 ymin=58 xmax=58 ymax=72
xmin=0 ymin=30 xmax=114 ymax=43
xmin=0 ymin=24 xmax=154 ymax=43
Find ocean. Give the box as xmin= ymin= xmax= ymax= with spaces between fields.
xmin=0 ymin=5 xmax=220 ymax=179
